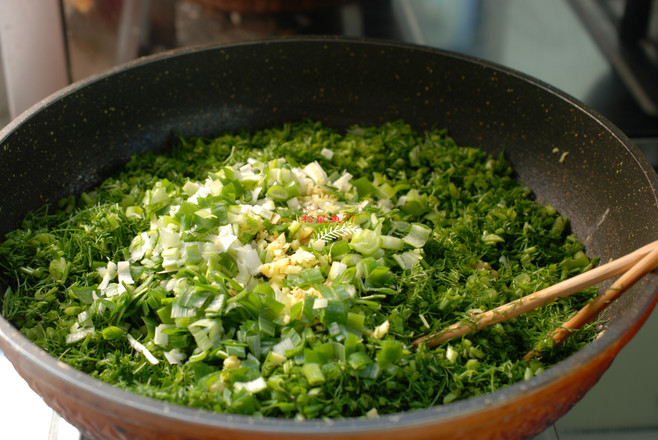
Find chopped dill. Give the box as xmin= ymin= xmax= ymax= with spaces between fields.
xmin=0 ymin=120 xmax=600 ymax=419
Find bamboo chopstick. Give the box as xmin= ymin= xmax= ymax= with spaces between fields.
xmin=412 ymin=240 xmax=658 ymax=349
xmin=523 ymin=242 xmax=658 ymax=360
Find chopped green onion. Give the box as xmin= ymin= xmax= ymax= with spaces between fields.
xmin=402 ymin=223 xmax=432 ymax=248
xmin=350 ymin=229 xmax=381 ymax=256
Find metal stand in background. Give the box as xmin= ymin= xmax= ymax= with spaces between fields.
xmin=569 ymin=0 xmax=658 ymax=117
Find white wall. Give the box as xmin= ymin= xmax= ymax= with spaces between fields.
xmin=0 ymin=0 xmax=68 ymax=120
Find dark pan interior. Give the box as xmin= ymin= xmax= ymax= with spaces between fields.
xmin=1 ymin=38 xmax=658 ymax=438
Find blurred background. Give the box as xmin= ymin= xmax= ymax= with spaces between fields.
xmin=0 ymin=1 xmax=657 ymax=439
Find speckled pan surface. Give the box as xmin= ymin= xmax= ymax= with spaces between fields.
xmin=1 ymin=37 xmax=658 ymax=440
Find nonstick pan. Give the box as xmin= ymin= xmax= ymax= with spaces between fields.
xmin=1 ymin=37 xmax=657 ymax=440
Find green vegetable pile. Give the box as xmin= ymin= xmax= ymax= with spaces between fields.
xmin=0 ymin=121 xmax=599 ymax=419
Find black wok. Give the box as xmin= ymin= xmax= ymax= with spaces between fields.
xmin=1 ymin=37 xmax=657 ymax=440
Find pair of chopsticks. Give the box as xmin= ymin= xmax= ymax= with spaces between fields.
xmin=412 ymin=240 xmax=658 ymax=359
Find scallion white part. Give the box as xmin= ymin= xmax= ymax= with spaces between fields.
xmin=126 ymin=333 xmax=159 ymax=365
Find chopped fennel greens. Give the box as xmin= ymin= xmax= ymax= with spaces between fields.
xmin=0 ymin=120 xmax=600 ymax=419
